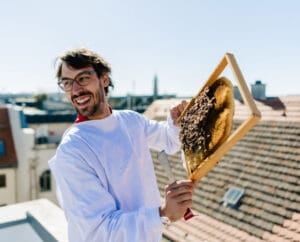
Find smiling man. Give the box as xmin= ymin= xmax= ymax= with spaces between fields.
xmin=49 ymin=48 xmax=195 ymax=242
xmin=56 ymin=50 xmax=113 ymax=120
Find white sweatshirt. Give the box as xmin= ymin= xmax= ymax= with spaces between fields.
xmin=49 ymin=110 xmax=181 ymax=242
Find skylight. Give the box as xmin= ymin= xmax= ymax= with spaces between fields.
xmin=221 ymin=187 xmax=244 ymax=208
xmin=0 ymin=213 xmax=57 ymax=242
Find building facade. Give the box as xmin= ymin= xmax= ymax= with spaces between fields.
xmin=0 ymin=105 xmax=62 ymax=206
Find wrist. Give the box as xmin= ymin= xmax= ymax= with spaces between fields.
xmin=159 ymin=205 xmax=166 ymax=217
xmin=159 ymin=206 xmax=171 ymax=225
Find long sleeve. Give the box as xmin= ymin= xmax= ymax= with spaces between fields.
xmin=48 ymin=110 xmax=179 ymax=242
xmin=49 ymin=142 xmax=162 ymax=242
xmin=142 ymin=113 xmax=181 ymax=154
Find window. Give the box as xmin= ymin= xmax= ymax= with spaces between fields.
xmin=36 ymin=136 xmax=49 ymax=144
xmin=36 ymin=125 xmax=49 ymax=144
xmin=221 ymin=187 xmax=244 ymax=208
xmin=19 ymin=110 xmax=28 ymax=128
xmin=0 ymin=174 xmax=6 ymax=187
xmin=0 ymin=140 xmax=5 ymax=156
xmin=39 ymin=170 xmax=51 ymax=192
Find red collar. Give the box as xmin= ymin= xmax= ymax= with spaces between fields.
xmin=74 ymin=106 xmax=113 ymax=123
xmin=74 ymin=113 xmax=89 ymax=123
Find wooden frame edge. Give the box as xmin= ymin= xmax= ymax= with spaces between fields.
xmin=185 ymin=53 xmax=261 ymax=181
xmin=190 ymin=114 xmax=260 ymax=181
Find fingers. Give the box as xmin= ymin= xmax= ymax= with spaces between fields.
xmin=171 ymin=100 xmax=187 ymax=115
xmin=165 ymin=179 xmax=196 ymax=191
xmin=166 ymin=188 xmax=193 ymax=204
xmin=170 ymin=100 xmax=188 ymax=126
xmin=177 ymin=100 xmax=188 ymax=112
xmin=173 ymin=192 xmax=193 ymax=205
xmin=165 ymin=180 xmax=194 ymax=206
xmin=162 ymin=179 xmax=196 ymax=222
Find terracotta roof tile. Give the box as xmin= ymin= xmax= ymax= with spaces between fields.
xmin=163 ymin=212 xmax=266 ymax=242
xmin=283 ymin=220 xmax=300 ymax=233
xmin=152 ymin=119 xmax=300 ymax=241
xmin=272 ymin=225 xmax=300 ymax=241
xmin=292 ymin=213 xmax=300 ymax=222
xmin=262 ymin=231 xmax=292 ymax=242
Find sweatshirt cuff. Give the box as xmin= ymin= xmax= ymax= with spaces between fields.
xmin=167 ymin=114 xmax=180 ymax=139
xmin=144 ymin=207 xmax=163 ymax=234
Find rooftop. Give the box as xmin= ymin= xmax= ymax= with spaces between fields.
xmin=0 ymin=199 xmax=68 ymax=242
xmin=144 ymin=95 xmax=300 ymax=122
xmin=148 ymin=95 xmax=300 ymax=242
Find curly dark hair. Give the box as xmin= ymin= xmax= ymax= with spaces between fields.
xmin=56 ymin=48 xmax=114 ymax=94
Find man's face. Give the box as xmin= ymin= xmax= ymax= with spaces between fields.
xmin=60 ymin=63 xmax=109 ymax=119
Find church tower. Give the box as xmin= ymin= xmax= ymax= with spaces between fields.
xmin=153 ymin=74 xmax=158 ymax=99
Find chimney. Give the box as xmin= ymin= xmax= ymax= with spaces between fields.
xmin=251 ymin=80 xmax=266 ymax=100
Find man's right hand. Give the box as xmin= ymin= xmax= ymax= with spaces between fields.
xmin=159 ymin=180 xmax=196 ymax=222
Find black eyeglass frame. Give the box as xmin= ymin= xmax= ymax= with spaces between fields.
xmin=57 ymin=69 xmax=96 ymax=91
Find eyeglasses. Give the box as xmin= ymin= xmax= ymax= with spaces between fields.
xmin=57 ymin=70 xmax=96 ymax=91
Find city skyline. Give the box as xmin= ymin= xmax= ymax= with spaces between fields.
xmin=0 ymin=0 xmax=299 ymax=97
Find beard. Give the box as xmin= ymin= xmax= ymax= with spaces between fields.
xmin=75 ymin=102 xmax=99 ymax=118
xmin=72 ymin=90 xmax=104 ymax=118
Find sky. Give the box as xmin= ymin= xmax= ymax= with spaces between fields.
xmin=0 ymin=0 xmax=299 ymax=97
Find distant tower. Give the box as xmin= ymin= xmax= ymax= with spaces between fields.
xmin=153 ymin=75 xmax=158 ymax=99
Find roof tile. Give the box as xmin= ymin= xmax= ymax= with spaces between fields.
xmin=292 ymin=213 xmax=300 ymax=222
xmin=151 ymin=106 xmax=300 ymax=241
xmin=272 ymin=225 xmax=300 ymax=241
xmin=262 ymin=231 xmax=291 ymax=242
xmin=283 ymin=220 xmax=300 ymax=233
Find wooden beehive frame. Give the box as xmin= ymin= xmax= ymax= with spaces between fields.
xmin=180 ymin=53 xmax=261 ymax=181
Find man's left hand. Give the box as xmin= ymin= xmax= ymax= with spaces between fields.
xmin=170 ymin=100 xmax=188 ymax=127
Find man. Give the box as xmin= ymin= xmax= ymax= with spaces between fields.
xmin=49 ymin=48 xmax=195 ymax=242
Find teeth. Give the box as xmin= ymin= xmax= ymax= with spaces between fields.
xmin=76 ymin=96 xmax=90 ymax=104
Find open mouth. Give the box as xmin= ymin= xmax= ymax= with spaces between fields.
xmin=73 ymin=94 xmax=92 ymax=108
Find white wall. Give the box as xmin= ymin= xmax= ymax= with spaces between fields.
xmin=35 ymin=146 xmax=58 ymax=204
xmin=0 ymin=168 xmax=16 ymax=205
xmin=6 ymin=105 xmax=64 ymax=206
xmin=30 ymin=123 xmax=71 ymax=144
xmin=7 ymin=105 xmax=35 ymax=202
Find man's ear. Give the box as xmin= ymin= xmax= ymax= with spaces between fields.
xmin=101 ymin=73 xmax=109 ymax=87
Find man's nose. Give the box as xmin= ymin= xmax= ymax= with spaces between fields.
xmin=71 ymin=80 xmax=83 ymax=93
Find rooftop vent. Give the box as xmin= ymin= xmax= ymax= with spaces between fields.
xmin=221 ymin=187 xmax=244 ymax=208
xmin=251 ymin=80 xmax=266 ymax=100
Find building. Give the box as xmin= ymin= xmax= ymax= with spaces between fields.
xmin=0 ymin=100 xmax=73 ymax=241
xmin=145 ymin=89 xmax=300 ymax=241
xmin=0 ymin=104 xmax=59 ymax=206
